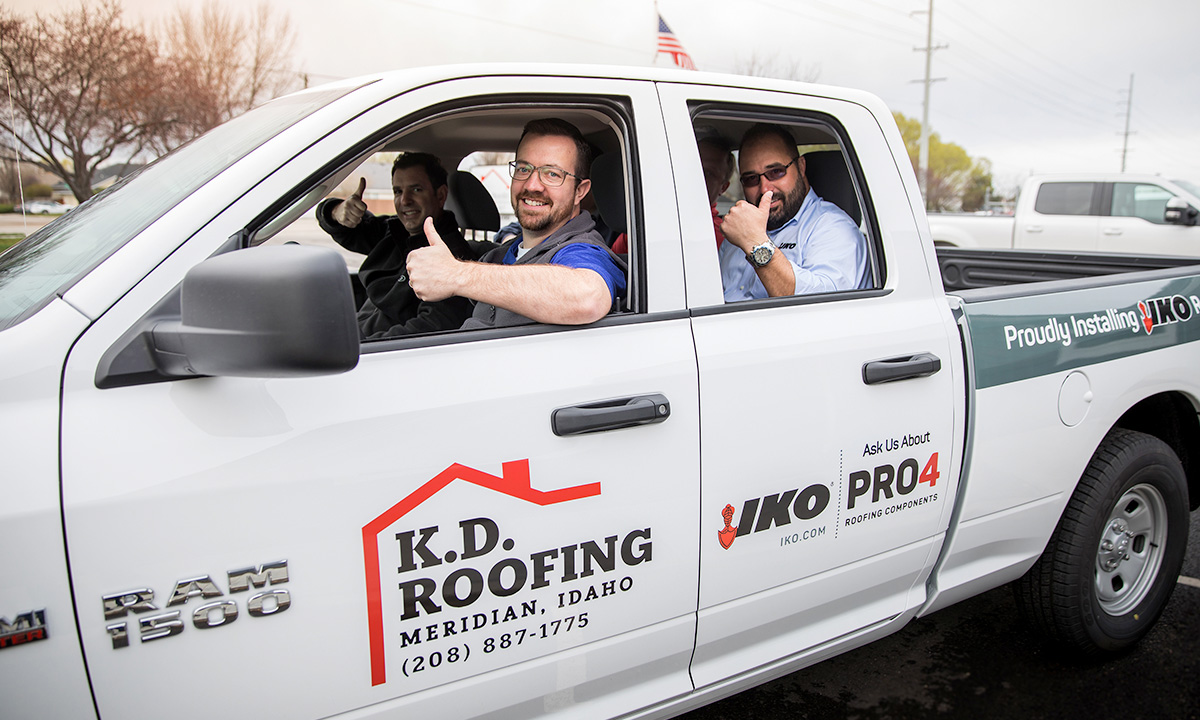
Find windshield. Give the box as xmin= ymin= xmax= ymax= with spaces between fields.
xmin=1173 ymin=179 xmax=1200 ymax=199
xmin=0 ymin=85 xmax=362 ymax=332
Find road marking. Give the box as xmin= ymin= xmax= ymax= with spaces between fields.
xmin=1179 ymin=576 xmax=1200 ymax=589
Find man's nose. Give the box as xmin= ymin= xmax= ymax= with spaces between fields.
xmin=523 ymin=172 xmax=546 ymax=192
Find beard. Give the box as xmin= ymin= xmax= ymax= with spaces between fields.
xmin=515 ymin=191 xmax=572 ymax=234
xmin=765 ymin=183 xmax=806 ymax=231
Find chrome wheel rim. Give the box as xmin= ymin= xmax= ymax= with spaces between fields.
xmin=1094 ymin=482 xmax=1168 ymax=615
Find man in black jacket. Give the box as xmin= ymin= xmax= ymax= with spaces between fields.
xmin=316 ymin=152 xmax=477 ymax=339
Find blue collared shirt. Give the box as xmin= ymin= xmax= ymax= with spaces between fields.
xmin=719 ymin=188 xmax=869 ymax=301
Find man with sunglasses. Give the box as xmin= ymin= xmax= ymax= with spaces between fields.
xmin=719 ymin=123 xmax=869 ymax=300
xmin=407 ymin=118 xmax=626 ymax=328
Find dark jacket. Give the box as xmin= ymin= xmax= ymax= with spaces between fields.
xmin=316 ymin=199 xmax=476 ymax=339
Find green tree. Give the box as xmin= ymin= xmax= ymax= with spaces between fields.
xmin=893 ymin=112 xmax=993 ymax=212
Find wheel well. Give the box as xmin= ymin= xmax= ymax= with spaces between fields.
xmin=1115 ymin=391 xmax=1200 ymax=510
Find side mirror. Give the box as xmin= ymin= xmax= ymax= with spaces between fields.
xmin=1164 ymin=197 xmax=1199 ymax=226
xmin=97 ymin=245 xmax=359 ymax=387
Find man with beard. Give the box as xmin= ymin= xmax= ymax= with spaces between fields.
xmin=407 ymin=118 xmax=626 ymax=328
xmin=719 ymin=123 xmax=869 ymax=300
xmin=316 ymin=152 xmax=477 ymax=338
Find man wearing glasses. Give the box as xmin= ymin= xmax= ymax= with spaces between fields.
xmin=719 ymin=123 xmax=869 ymax=300
xmin=407 ymin=118 xmax=626 ymax=328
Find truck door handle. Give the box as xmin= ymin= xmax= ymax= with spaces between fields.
xmin=1103 ymin=227 xmax=1123 ymax=236
xmin=1025 ymin=225 xmax=1043 ymax=233
xmin=862 ymin=353 xmax=942 ymax=385
xmin=551 ymin=394 xmax=671 ymax=436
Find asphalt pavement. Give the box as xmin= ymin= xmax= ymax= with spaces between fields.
xmin=680 ymin=508 xmax=1200 ymax=720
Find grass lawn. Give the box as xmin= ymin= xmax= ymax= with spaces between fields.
xmin=0 ymin=234 xmax=23 ymax=252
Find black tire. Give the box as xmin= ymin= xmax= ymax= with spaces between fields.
xmin=1014 ymin=428 xmax=1190 ymax=655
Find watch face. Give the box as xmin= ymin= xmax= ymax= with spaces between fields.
xmin=752 ymin=244 xmax=773 ymax=266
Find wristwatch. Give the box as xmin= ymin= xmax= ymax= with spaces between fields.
xmin=748 ymin=240 xmax=776 ymax=268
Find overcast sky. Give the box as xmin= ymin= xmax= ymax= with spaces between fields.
xmin=14 ymin=0 xmax=1200 ymax=193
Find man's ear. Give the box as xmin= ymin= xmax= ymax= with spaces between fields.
xmin=575 ymin=178 xmax=591 ymax=206
xmin=436 ymin=184 xmax=449 ymax=207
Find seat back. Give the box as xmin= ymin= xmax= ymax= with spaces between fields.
xmin=445 ymin=170 xmax=500 ymax=232
xmin=804 ymin=150 xmax=862 ymax=226
xmin=589 ymin=153 xmax=627 ymax=235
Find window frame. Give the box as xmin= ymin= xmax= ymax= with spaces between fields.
xmin=683 ymin=102 xmax=889 ymax=316
xmin=236 ymin=93 xmax=657 ymax=353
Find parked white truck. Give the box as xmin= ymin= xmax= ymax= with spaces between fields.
xmin=2 ymin=65 xmax=1199 ymax=720
xmin=929 ymin=173 xmax=1200 ymax=254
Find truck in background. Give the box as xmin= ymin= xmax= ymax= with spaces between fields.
xmin=929 ymin=173 xmax=1200 ymax=254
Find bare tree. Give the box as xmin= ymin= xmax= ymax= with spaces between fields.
xmin=734 ymin=51 xmax=821 ymax=83
xmin=0 ymin=2 xmax=175 ymax=201
xmin=159 ymin=1 xmax=298 ymax=138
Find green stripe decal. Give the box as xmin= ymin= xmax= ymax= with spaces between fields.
xmin=964 ymin=275 xmax=1200 ymax=389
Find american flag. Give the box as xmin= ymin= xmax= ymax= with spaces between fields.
xmin=656 ymin=15 xmax=696 ymax=70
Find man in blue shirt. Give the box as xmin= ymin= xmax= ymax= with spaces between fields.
xmin=407 ymin=118 xmax=625 ymax=328
xmin=720 ymin=123 xmax=869 ymax=300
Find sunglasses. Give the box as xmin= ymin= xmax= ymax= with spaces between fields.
xmin=739 ymin=157 xmax=799 ymax=188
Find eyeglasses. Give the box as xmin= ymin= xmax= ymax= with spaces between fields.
xmin=739 ymin=157 xmax=799 ymax=188
xmin=508 ymin=161 xmax=579 ymax=187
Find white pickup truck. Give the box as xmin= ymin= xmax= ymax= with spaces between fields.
xmin=3 ymin=65 xmax=1199 ymax=720
xmin=929 ymin=173 xmax=1200 ymax=254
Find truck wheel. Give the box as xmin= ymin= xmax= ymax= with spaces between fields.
xmin=1014 ymin=428 xmax=1189 ymax=655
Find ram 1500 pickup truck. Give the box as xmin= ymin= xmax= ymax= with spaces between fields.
xmin=929 ymin=173 xmax=1200 ymax=254
xmin=2 ymin=65 xmax=1198 ymax=720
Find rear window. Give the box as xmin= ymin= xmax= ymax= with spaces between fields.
xmin=1034 ymin=182 xmax=1097 ymax=216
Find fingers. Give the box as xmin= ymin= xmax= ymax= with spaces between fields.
xmin=332 ymin=178 xmax=368 ymax=228
xmin=757 ymin=190 xmax=773 ymax=212
xmin=423 ymin=216 xmax=444 ymax=246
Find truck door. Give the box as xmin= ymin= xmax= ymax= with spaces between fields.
xmin=1016 ymin=180 xmax=1101 ymax=251
xmin=1101 ymin=180 xmax=1200 ymax=256
xmin=57 ymin=77 xmax=700 ymax=720
xmin=656 ymin=83 xmax=965 ymax=687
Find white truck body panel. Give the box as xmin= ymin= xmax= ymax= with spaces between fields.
xmin=929 ymin=173 xmax=1200 ymax=254
xmin=1 ymin=64 xmax=1196 ymax=720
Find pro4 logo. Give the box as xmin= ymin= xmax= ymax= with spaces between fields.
xmin=848 ymin=453 xmax=939 ymax=509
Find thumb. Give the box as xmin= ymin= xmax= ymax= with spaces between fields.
xmin=351 ymin=176 xmax=366 ymax=199
xmin=758 ymin=190 xmax=773 ymax=212
xmin=423 ymin=216 xmax=445 ymax=247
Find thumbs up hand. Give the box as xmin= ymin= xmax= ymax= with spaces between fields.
xmin=407 ymin=216 xmax=462 ymax=301
xmin=332 ymin=177 xmax=368 ymax=228
xmin=722 ymin=190 xmax=773 ymax=253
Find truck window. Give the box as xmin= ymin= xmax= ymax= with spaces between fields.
xmin=1111 ymin=182 xmax=1173 ymax=224
xmin=1034 ymin=182 xmax=1098 ymax=216
xmin=253 ymin=100 xmax=638 ymax=343
xmin=0 ymin=85 xmax=361 ymax=332
xmin=690 ymin=113 xmax=878 ymax=301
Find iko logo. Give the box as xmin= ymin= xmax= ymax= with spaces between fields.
xmin=718 ymin=484 xmax=831 ymax=550
xmin=1138 ymin=294 xmax=1199 ymax=335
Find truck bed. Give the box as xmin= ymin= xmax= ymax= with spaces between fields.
xmin=936 ymin=247 xmax=1200 ymax=293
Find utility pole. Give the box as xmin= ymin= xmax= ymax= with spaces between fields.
xmin=913 ymin=0 xmax=946 ymax=210
xmin=1119 ymin=74 xmax=1134 ymax=172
